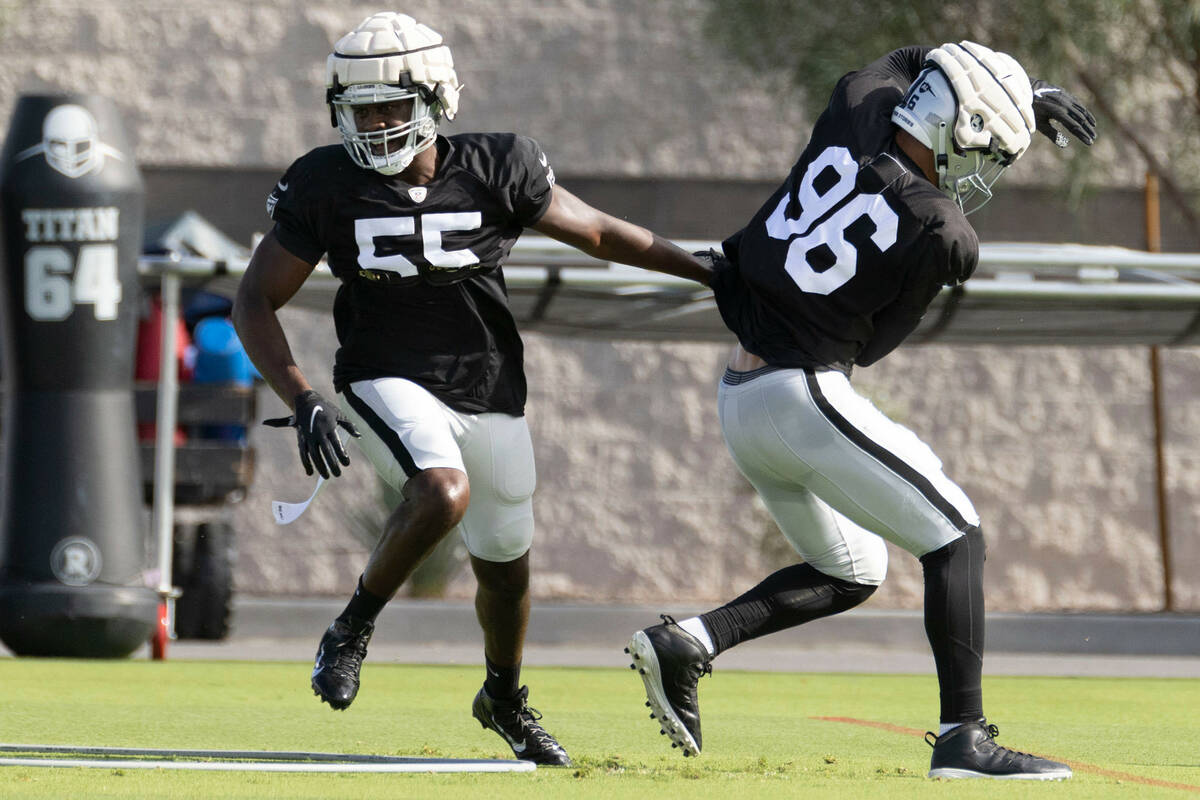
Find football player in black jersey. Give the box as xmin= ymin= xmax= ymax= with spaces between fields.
xmin=233 ymin=12 xmax=711 ymax=766
xmin=626 ymin=42 xmax=1096 ymax=779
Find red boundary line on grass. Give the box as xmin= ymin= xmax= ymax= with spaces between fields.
xmin=812 ymin=716 xmax=1200 ymax=794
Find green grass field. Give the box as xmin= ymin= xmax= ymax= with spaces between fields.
xmin=0 ymin=658 xmax=1196 ymax=799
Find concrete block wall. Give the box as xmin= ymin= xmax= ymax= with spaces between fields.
xmin=0 ymin=1 xmax=1193 ymax=610
xmin=0 ymin=0 xmax=812 ymax=178
xmin=236 ymin=310 xmax=1197 ymax=612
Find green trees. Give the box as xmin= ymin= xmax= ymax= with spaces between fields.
xmin=701 ymin=0 xmax=1200 ymax=242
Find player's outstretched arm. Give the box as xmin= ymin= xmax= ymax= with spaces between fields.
xmin=232 ymin=229 xmax=318 ymax=408
xmin=531 ymin=185 xmax=713 ymax=285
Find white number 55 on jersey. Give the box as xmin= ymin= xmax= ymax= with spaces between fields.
xmin=355 ymin=212 xmax=482 ymax=276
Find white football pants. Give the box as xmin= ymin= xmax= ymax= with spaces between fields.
xmin=340 ymin=377 xmax=537 ymax=563
xmin=717 ymin=367 xmax=979 ymax=585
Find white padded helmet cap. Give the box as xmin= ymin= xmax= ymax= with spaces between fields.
xmin=925 ymin=40 xmax=1035 ymax=161
xmin=326 ymin=12 xmax=461 ymax=121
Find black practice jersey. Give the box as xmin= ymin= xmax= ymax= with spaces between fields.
xmin=267 ymin=133 xmax=556 ymax=415
xmin=712 ymin=46 xmax=979 ymax=372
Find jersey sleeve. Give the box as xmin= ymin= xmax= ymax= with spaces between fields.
xmin=836 ymin=45 xmax=935 ymax=150
xmin=933 ymin=214 xmax=980 ymax=287
xmin=867 ymin=45 xmax=934 ymax=86
xmin=498 ymin=135 xmax=556 ymax=227
xmin=855 ymin=220 xmax=976 ymax=367
xmin=265 ymin=156 xmax=328 ymax=266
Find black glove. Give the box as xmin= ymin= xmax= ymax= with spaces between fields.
xmin=264 ymin=390 xmax=361 ymax=479
xmin=1030 ymin=79 xmax=1097 ymax=148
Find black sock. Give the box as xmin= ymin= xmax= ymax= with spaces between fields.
xmin=484 ymin=656 xmax=521 ymax=700
xmin=337 ymin=576 xmax=388 ymax=628
xmin=920 ymin=526 xmax=986 ymax=724
xmin=699 ymin=562 xmax=877 ymax=656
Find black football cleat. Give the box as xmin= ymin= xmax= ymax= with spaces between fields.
xmin=927 ymin=719 xmax=1072 ymax=780
xmin=310 ymin=616 xmax=373 ymax=710
xmin=625 ymin=614 xmax=712 ymax=757
xmin=472 ymin=685 xmax=572 ymax=766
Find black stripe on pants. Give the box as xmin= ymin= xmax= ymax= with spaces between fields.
xmin=343 ymin=385 xmax=421 ymax=479
xmin=803 ymin=369 xmax=971 ymax=531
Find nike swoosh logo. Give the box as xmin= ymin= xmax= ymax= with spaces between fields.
xmin=309 ymin=406 xmax=322 ymax=432
xmin=487 ymin=713 xmax=527 ymax=752
xmin=276 ymin=180 xmax=289 ymax=191
xmin=1033 ymin=87 xmax=1060 ymax=98
xmin=538 ymin=152 xmax=548 ymax=167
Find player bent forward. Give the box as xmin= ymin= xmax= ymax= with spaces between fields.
xmin=627 ymin=41 xmax=1096 ymax=779
xmin=234 ymin=12 xmax=712 ymax=766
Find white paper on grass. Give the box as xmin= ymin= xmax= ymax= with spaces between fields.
xmin=272 ymin=477 xmax=325 ymax=525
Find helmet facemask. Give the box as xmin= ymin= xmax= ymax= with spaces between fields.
xmin=330 ymin=82 xmax=439 ymax=175
xmin=933 ymin=116 xmax=1016 ymax=215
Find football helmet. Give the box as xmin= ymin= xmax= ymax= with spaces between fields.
xmin=43 ymin=104 xmax=101 ymax=178
xmin=326 ymin=13 xmax=463 ymax=175
xmin=891 ymin=41 xmax=1035 ymax=214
